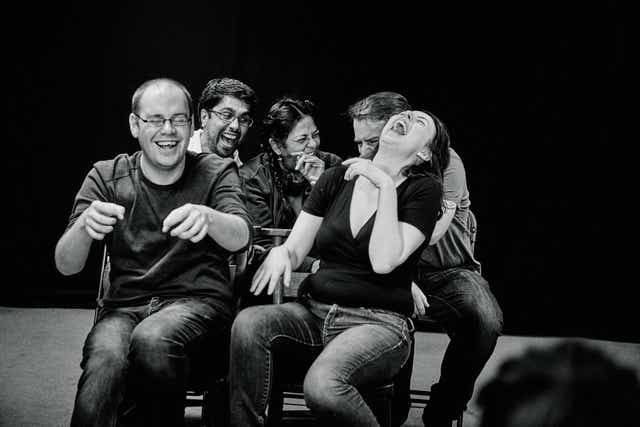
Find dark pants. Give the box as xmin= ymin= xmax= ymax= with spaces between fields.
xmin=70 ymin=297 xmax=230 ymax=427
xmin=413 ymin=267 xmax=503 ymax=420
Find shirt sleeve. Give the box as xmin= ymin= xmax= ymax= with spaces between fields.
xmin=66 ymin=165 xmax=109 ymax=231
xmin=302 ymin=165 xmax=345 ymax=217
xmin=398 ymin=177 xmax=442 ymax=240
xmin=210 ymin=162 xmax=253 ymax=250
xmin=442 ymin=153 xmax=466 ymax=206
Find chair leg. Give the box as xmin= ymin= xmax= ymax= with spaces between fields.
xmin=266 ymin=385 xmax=284 ymax=427
xmin=202 ymin=378 xmax=229 ymax=427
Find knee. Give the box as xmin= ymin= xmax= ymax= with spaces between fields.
xmin=303 ymin=365 xmax=343 ymax=415
xmin=460 ymin=294 xmax=503 ymax=337
xmin=231 ymin=306 xmax=278 ymax=351
xmin=82 ymin=336 xmax=129 ymax=375
xmin=129 ymin=323 xmax=179 ymax=380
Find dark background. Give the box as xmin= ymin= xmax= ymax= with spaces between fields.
xmin=6 ymin=2 xmax=632 ymax=341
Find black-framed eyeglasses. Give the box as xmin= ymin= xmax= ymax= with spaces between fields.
xmin=134 ymin=113 xmax=191 ymax=128
xmin=208 ymin=109 xmax=253 ymax=127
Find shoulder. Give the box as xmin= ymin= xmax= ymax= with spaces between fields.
xmin=404 ymin=174 xmax=442 ymax=197
xmin=447 ymin=148 xmax=465 ymax=172
xmin=92 ymin=152 xmax=138 ymax=183
xmin=187 ymin=151 xmax=237 ymax=177
xmin=318 ymin=150 xmax=343 ymax=167
xmin=239 ymin=153 xmax=272 ymax=181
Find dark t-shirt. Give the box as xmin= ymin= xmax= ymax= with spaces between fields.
xmin=66 ymin=151 xmax=251 ymax=313
xmin=301 ymin=166 xmax=441 ymax=315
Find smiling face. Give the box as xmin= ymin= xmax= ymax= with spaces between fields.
xmin=200 ymin=95 xmax=251 ymax=158
xmin=272 ymin=115 xmax=320 ymax=172
xmin=353 ymin=118 xmax=386 ymax=160
xmin=129 ymin=82 xmax=192 ymax=184
xmin=380 ymin=110 xmax=436 ymax=160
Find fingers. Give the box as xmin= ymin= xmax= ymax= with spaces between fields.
xmin=341 ymin=157 xmax=361 ymax=166
xmin=83 ymin=201 xmax=124 ymax=240
xmin=93 ymin=201 xmax=125 ymax=220
xmin=162 ymin=204 xmax=190 ymax=233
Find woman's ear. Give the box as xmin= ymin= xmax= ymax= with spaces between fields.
xmin=269 ymin=138 xmax=282 ymax=156
xmin=416 ymin=150 xmax=431 ymax=162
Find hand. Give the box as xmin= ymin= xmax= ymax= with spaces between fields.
xmin=311 ymin=259 xmax=320 ymax=273
xmin=295 ymin=153 xmax=325 ymax=185
xmin=411 ymin=282 xmax=429 ymax=317
xmin=162 ymin=203 xmax=211 ymax=243
xmin=80 ymin=200 xmax=125 ymax=240
xmin=250 ymin=245 xmax=292 ymax=296
xmin=342 ymin=157 xmax=391 ymax=188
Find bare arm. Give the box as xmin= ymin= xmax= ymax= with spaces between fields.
xmin=250 ymin=211 xmax=323 ymax=296
xmin=54 ymin=200 xmax=125 ymax=275
xmin=343 ymin=158 xmax=427 ymax=274
xmin=162 ymin=203 xmax=250 ymax=252
xmin=428 ymin=199 xmax=457 ymax=245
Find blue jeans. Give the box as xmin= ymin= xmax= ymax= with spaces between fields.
xmin=415 ymin=266 xmax=503 ymax=418
xmin=70 ymin=297 xmax=230 ymax=427
xmin=229 ymin=297 xmax=413 ymax=427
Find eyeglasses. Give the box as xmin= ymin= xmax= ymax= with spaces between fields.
xmin=208 ymin=109 xmax=253 ymax=127
xmin=134 ymin=113 xmax=191 ymax=128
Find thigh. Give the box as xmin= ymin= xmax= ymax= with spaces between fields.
xmin=234 ymin=301 xmax=323 ymax=349
xmin=82 ymin=309 xmax=139 ymax=366
xmin=421 ymin=269 xmax=502 ymax=328
xmin=133 ymin=298 xmax=229 ymax=348
xmin=310 ymin=312 xmax=411 ymax=388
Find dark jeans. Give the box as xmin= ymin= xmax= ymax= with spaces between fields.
xmin=70 ymin=296 xmax=230 ymax=427
xmin=229 ymin=297 xmax=413 ymax=427
xmin=414 ymin=266 xmax=503 ymax=418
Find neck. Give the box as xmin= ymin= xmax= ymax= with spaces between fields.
xmin=372 ymin=152 xmax=408 ymax=183
xmin=140 ymin=154 xmax=185 ymax=186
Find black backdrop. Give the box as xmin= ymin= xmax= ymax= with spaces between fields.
xmin=6 ymin=2 xmax=632 ymax=342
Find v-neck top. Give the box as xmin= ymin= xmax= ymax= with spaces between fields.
xmin=300 ymin=165 xmax=441 ymax=315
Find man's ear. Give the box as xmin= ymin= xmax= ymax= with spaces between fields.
xmin=269 ymin=138 xmax=282 ymax=156
xmin=200 ymin=109 xmax=209 ymax=129
xmin=129 ymin=113 xmax=139 ymax=138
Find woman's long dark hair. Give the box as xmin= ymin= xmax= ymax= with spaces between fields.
xmin=403 ymin=110 xmax=451 ymax=219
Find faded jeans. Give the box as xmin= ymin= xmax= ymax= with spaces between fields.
xmin=229 ymin=297 xmax=413 ymax=427
xmin=414 ymin=266 xmax=503 ymax=417
xmin=70 ymin=296 xmax=230 ymax=427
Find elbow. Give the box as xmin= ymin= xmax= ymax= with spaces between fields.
xmin=371 ymin=261 xmax=396 ymax=275
xmin=55 ymin=259 xmax=82 ymax=276
xmin=54 ymin=249 xmax=83 ymax=276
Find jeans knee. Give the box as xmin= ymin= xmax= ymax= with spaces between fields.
xmin=129 ymin=325 xmax=180 ymax=383
xmin=462 ymin=297 xmax=503 ymax=337
xmin=303 ymin=366 xmax=344 ymax=415
xmin=231 ymin=306 xmax=278 ymax=351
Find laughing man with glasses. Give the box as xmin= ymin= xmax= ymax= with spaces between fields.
xmin=188 ymin=77 xmax=258 ymax=167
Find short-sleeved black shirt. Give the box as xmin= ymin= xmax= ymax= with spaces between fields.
xmin=301 ymin=165 xmax=441 ymax=315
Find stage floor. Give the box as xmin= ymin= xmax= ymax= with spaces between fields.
xmin=2 ymin=307 xmax=638 ymax=426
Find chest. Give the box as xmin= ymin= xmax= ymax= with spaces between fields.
xmin=349 ymin=178 xmax=379 ymax=239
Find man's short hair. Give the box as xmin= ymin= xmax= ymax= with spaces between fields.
xmin=348 ymin=91 xmax=411 ymax=123
xmin=131 ymin=78 xmax=193 ymax=116
xmin=197 ymin=77 xmax=257 ymax=115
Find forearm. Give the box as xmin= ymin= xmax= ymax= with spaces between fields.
xmin=54 ymin=221 xmax=94 ymax=275
xmin=369 ymin=181 xmax=403 ymax=273
xmin=429 ymin=201 xmax=456 ymax=245
xmin=205 ymin=208 xmax=250 ymax=252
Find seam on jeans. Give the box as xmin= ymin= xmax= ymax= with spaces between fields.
xmin=265 ymin=334 xmax=322 ymax=414
xmin=342 ymin=331 xmax=410 ymax=385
